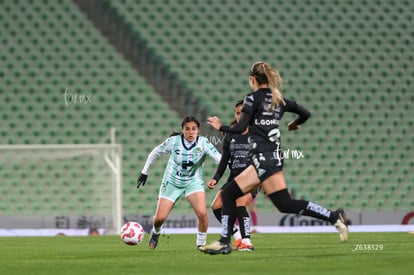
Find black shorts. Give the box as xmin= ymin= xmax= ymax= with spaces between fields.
xmin=251 ymin=150 xmax=284 ymax=182
xmin=251 ymin=185 xmax=262 ymax=199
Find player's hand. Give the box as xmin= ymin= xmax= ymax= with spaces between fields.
xmin=137 ymin=173 xmax=148 ymax=188
xmin=207 ymin=116 xmax=222 ymax=130
xmin=288 ymin=121 xmax=300 ymax=131
xmin=207 ymin=179 xmax=217 ymax=189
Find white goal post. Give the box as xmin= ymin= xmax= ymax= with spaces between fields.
xmin=0 ymin=142 xmax=123 ymax=235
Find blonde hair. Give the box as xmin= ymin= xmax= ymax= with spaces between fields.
xmin=249 ymin=61 xmax=285 ymax=107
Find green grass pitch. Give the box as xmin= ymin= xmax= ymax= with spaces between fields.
xmin=0 ymin=232 xmax=413 ymax=275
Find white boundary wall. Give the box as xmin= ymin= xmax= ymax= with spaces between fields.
xmin=0 ymin=225 xmax=413 ymax=237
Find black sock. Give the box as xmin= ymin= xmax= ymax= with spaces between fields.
xmin=268 ymin=189 xmax=338 ymax=224
xmin=236 ymin=206 xmax=250 ymax=238
xmin=219 ymin=180 xmax=244 ymax=244
xmin=214 ymin=207 xmax=239 ymax=235
xmin=213 ymin=208 xmax=222 ymax=223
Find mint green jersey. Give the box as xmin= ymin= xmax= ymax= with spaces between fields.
xmin=142 ymin=135 xmax=221 ymax=187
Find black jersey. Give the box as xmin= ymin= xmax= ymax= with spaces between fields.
xmin=241 ymin=88 xmax=310 ymax=153
xmin=215 ymin=132 xmax=251 ymax=183
xmin=218 ymin=88 xmax=310 ymax=181
xmin=227 ymin=133 xmax=250 ymax=175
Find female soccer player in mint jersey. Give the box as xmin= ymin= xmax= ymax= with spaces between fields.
xmin=137 ymin=116 xmax=221 ymax=250
xmin=207 ymin=100 xmax=260 ymax=251
xmin=202 ymin=62 xmax=348 ymax=254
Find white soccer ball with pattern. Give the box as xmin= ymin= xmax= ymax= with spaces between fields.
xmin=120 ymin=222 xmax=145 ymax=245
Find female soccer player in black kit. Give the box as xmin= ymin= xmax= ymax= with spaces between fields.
xmin=202 ymin=61 xmax=349 ymax=254
xmin=207 ymin=100 xmax=260 ymax=251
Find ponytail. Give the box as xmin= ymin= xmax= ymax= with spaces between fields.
xmin=250 ymin=62 xmax=285 ymax=107
xmin=169 ymin=131 xmax=181 ymax=137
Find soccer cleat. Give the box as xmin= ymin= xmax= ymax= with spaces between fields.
xmin=197 ymin=245 xmax=206 ymax=252
xmin=237 ymin=243 xmax=254 ymax=251
xmin=237 ymin=242 xmax=254 ymax=251
xmin=334 ymin=208 xmax=349 ymax=242
xmin=233 ymin=238 xmax=242 ymax=249
xmin=201 ymin=241 xmax=232 ymax=255
xmin=149 ymin=231 xmax=160 ymax=249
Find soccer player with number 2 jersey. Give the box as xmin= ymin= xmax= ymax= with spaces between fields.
xmin=137 ymin=116 xmax=221 ymax=250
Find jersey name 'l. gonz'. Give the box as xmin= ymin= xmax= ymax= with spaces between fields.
xmin=254 ymin=119 xmax=280 ymax=126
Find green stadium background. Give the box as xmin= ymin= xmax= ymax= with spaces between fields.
xmin=0 ymin=0 xmax=413 ymax=225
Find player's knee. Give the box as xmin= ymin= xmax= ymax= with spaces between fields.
xmin=236 ymin=193 xmax=252 ymax=206
xmin=268 ymin=189 xmax=292 ymax=213
xmin=221 ymin=180 xmax=244 ymax=201
xmin=220 ymin=190 xmax=230 ymax=203
xmin=274 ymin=199 xmax=291 ymax=213
xmin=211 ymin=199 xmax=221 ymax=210
xmin=194 ymin=207 xmax=208 ymax=219
xmin=197 ymin=212 xmax=208 ymax=224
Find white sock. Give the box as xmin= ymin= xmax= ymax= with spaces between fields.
xmin=152 ymin=225 xmax=161 ymax=234
xmin=197 ymin=231 xmax=207 ymax=246
xmin=242 ymin=238 xmax=252 ymax=246
xmin=233 ymin=226 xmax=242 ymax=240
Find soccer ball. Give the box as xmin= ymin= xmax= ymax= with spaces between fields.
xmin=120 ymin=222 xmax=145 ymax=245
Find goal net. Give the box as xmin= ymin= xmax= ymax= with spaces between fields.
xmin=0 ymin=143 xmax=122 ymax=235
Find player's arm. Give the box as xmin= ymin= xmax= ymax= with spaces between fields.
xmin=208 ymin=136 xmax=231 ymax=189
xmin=208 ymin=94 xmax=253 ymax=133
xmin=203 ymin=137 xmax=222 ymax=164
xmin=285 ymin=98 xmax=311 ymax=131
xmin=137 ymin=138 xmax=171 ymax=188
xmin=208 ymin=110 xmax=252 ymax=134
xmin=220 ymin=111 xmax=251 ymax=133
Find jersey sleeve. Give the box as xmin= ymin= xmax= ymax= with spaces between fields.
xmin=141 ymin=136 xmax=174 ymax=175
xmin=241 ymin=93 xmax=255 ymax=116
xmin=284 ymin=98 xmax=311 ymax=125
xmin=202 ymin=137 xmax=222 ymax=164
xmin=212 ymin=134 xmax=231 ymax=182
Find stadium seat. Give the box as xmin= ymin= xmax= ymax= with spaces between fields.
xmin=1 ymin=0 xmax=413 ymax=215
xmin=0 ymin=0 xmax=183 ymax=216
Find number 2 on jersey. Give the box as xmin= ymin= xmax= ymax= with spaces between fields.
xmin=176 ymin=160 xmax=194 ymax=176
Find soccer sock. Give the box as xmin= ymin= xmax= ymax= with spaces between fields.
xmin=268 ymin=189 xmax=338 ymax=224
xmin=219 ymin=180 xmax=244 ymax=244
xmin=236 ymin=206 xmax=251 ymax=238
xmin=242 ymin=237 xmax=252 ymax=246
xmin=213 ymin=208 xmax=222 ymax=223
xmin=214 ymin=207 xmax=242 ymax=240
xmin=152 ymin=225 xmax=161 ymax=234
xmin=250 ymin=209 xmax=258 ymax=227
xmin=233 ymin=226 xmax=242 ymax=240
xmin=197 ymin=231 xmax=207 ymax=246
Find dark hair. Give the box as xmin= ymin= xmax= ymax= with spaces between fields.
xmin=234 ymin=100 xmax=244 ymax=108
xmin=170 ymin=116 xmax=200 ymax=136
xmin=230 ymin=100 xmax=244 ymax=126
xmin=181 ymin=116 xmax=200 ymax=128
